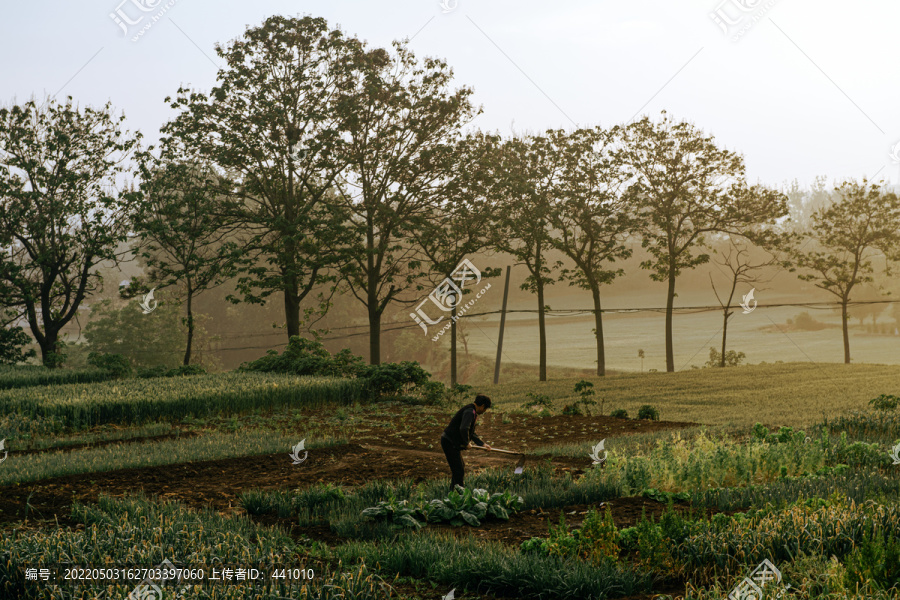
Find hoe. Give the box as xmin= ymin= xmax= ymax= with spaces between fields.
xmin=471 ymin=445 xmax=526 ymax=474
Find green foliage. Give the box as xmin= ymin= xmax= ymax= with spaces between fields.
xmin=87 ymin=352 xmax=133 ymax=378
xmin=135 ymin=364 xmax=206 ymax=378
xmin=0 ymin=365 xmax=113 ymax=390
xmin=675 ymin=496 xmax=900 ymax=585
xmin=0 ymin=322 xmax=35 ymax=365
xmin=425 ymin=487 xmax=524 ymax=527
xmin=705 ymin=347 xmax=746 ymax=367
xmin=241 ymin=337 xmax=434 ymax=401
xmin=0 ymin=372 xmax=365 ymax=431
xmin=0 ymin=491 xmax=391 ymax=599
xmin=240 ymin=336 xmax=364 ymax=378
xmin=361 ymin=486 xmax=525 ymax=530
xmin=340 ymin=530 xmax=655 ymax=600
xmin=361 ymin=495 xmax=425 ymax=530
xmin=84 ymin=298 xmax=183 ymax=368
xmin=575 ymin=507 xmax=620 ymax=565
xmin=520 ymin=507 xmax=619 ymax=567
xmin=641 ymin=488 xmax=691 ymax=503
xmin=597 ymin=429 xmax=831 ymax=495
xmin=869 ymin=393 xmax=900 ymax=412
xmin=610 ymin=409 xmax=629 ymax=419
xmin=0 ymin=97 xmax=138 ymax=370
xmin=844 ymin=533 xmax=900 ymax=591
xmin=358 ymin=361 xmax=431 ymax=400
xmin=564 ymin=379 xmax=599 ymax=415
xmin=637 ymin=404 xmax=659 ymax=420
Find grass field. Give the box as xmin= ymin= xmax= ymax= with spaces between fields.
xmin=482 ymin=362 xmax=900 ymax=428
xmin=461 ymin=305 xmax=900 ymax=372
xmin=1 ymin=363 xmax=899 ymax=599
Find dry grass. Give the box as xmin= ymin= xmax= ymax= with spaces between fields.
xmin=473 ymin=362 xmax=900 ymax=428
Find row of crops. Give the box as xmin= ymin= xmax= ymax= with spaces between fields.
xmin=0 ymin=365 xmax=114 ymax=390
xmin=0 ymin=372 xmax=366 ymax=431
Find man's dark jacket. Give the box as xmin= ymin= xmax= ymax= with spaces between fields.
xmin=442 ymin=403 xmax=484 ymax=450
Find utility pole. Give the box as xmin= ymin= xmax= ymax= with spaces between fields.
xmin=493 ymin=266 xmax=512 ymax=385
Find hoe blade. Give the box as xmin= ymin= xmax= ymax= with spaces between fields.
xmin=514 ymin=455 xmax=526 ymax=475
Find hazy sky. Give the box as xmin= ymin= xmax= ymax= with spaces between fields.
xmin=2 ymin=0 xmax=899 ymax=190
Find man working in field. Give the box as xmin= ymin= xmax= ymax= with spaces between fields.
xmin=440 ymin=394 xmax=492 ymax=489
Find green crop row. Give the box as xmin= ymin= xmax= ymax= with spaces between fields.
xmin=0 ymin=365 xmax=114 ymax=390
xmin=0 ymin=430 xmax=343 ymax=485
xmin=0 ymin=492 xmax=393 ymax=599
xmin=337 ymin=530 xmax=656 ymax=600
xmin=0 ymin=372 xmax=366 ymax=430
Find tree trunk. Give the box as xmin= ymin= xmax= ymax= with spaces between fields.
xmin=842 ymin=297 xmax=851 ymax=364
xmin=590 ymin=282 xmax=606 ymax=376
xmin=720 ymin=309 xmax=731 ymax=368
xmin=536 ymin=243 xmax=547 ymax=382
xmin=39 ymin=328 xmax=60 ymax=369
xmin=665 ymin=269 xmax=677 ymax=372
xmin=368 ymin=301 xmax=382 ymax=365
xmin=183 ymin=287 xmax=194 ymax=366
xmin=450 ymin=303 xmax=457 ymax=386
xmin=283 ymin=274 xmax=301 ymax=339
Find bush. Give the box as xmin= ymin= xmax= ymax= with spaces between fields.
xmin=135 ymin=364 xmax=206 ymax=378
xmin=520 ymin=508 xmax=619 ymax=567
xmin=794 ymin=311 xmax=827 ymax=330
xmin=167 ymin=364 xmax=205 ymax=377
xmin=87 ymin=352 xmax=132 ymax=378
xmin=870 ymin=394 xmax=900 ymax=412
xmin=844 ymin=533 xmax=900 ymax=591
xmin=637 ymin=405 xmax=659 ymax=421
xmin=610 ymin=409 xmax=628 ymax=419
xmin=136 ymin=365 xmax=170 ymax=379
xmin=359 ymin=361 xmax=431 ymax=400
xmin=705 ymin=347 xmax=745 ymax=367
xmin=239 ymin=336 xmax=363 ymax=378
xmin=242 ymin=337 xmax=436 ymax=401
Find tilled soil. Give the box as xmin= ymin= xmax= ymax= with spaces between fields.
xmin=0 ymin=411 xmax=700 ymax=599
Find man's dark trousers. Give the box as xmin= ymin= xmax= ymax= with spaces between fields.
xmin=440 ymin=434 xmax=465 ymax=489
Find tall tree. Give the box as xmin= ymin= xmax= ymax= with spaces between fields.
xmin=410 ymin=131 xmax=502 ymax=384
xmin=708 ymin=235 xmax=780 ymax=367
xmin=130 ymin=150 xmax=240 ymax=365
xmin=336 ymin=41 xmax=479 ymax=364
xmin=494 ymin=132 xmax=566 ymax=381
xmin=618 ymin=112 xmax=788 ymax=372
xmin=790 ymin=179 xmax=900 ymax=363
xmin=0 ymin=97 xmax=139 ymax=367
xmin=161 ymin=16 xmax=363 ymax=339
xmin=550 ymin=126 xmax=635 ymax=376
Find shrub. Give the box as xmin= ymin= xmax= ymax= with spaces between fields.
xmin=610 ymin=409 xmax=628 ymax=419
xmin=844 ymin=533 xmax=900 ymax=591
xmin=136 ymin=365 xmax=170 ymax=378
xmin=870 ymin=394 xmax=900 ymax=412
xmin=637 ymin=405 xmax=659 ymax=421
xmin=526 ymin=392 xmax=553 ymax=411
xmin=87 ymin=352 xmax=132 ymax=378
xmin=794 ymin=311 xmax=827 ymax=330
xmin=705 ymin=347 xmax=745 ymax=367
xmin=576 ymin=507 xmax=620 ymax=565
xmin=359 ymin=361 xmax=431 ymax=400
xmin=240 ymin=336 xmax=362 ymax=377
